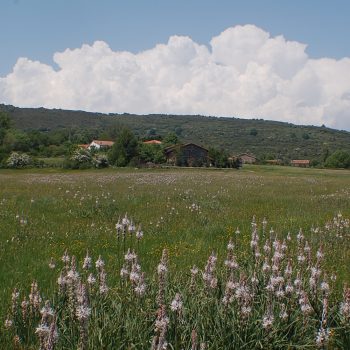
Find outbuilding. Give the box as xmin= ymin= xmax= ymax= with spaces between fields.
xmin=165 ymin=143 xmax=209 ymax=166
xmin=88 ymin=140 xmax=114 ymax=150
xmin=237 ymin=153 xmax=257 ymax=164
xmin=291 ymin=159 xmax=310 ymax=167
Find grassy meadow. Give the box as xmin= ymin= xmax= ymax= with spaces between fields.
xmin=0 ymin=165 xmax=349 ymax=349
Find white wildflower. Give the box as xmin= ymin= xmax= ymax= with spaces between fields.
xmin=297 ymin=229 xmax=304 ymax=242
xmin=279 ymin=305 xmax=288 ymax=320
xmin=61 ymin=250 xmax=70 ymax=263
xmin=157 ymin=263 xmax=168 ymax=275
xmin=122 ymin=214 xmax=130 ymax=226
xmin=304 ymin=241 xmax=311 ymax=253
xmin=226 ymin=281 xmax=237 ymax=290
xmin=87 ymin=273 xmax=96 ymax=285
xmin=120 ymin=266 xmax=129 ymax=278
xmin=48 ymin=258 xmax=56 ymax=269
xmin=67 ymin=269 xmax=79 ymax=281
xmin=35 ymin=324 xmax=50 ymax=336
xmin=275 ymin=288 xmax=285 ymax=298
xmin=134 ymin=283 xmax=147 ymax=296
xmin=130 ymin=271 xmax=140 ymax=283
xmin=311 ymin=267 xmax=321 ymax=278
xmin=57 ymin=274 xmax=65 ymax=286
xmin=315 ymin=327 xmax=329 ymax=347
xmin=4 ymin=319 xmax=13 ymax=329
xmin=83 ymin=252 xmax=92 ymax=270
xmin=190 ymin=266 xmax=199 ymax=275
xmin=262 ymin=314 xmax=274 ymax=329
xmin=136 ymin=228 xmax=144 ymax=240
xmin=95 ymin=256 xmax=105 ymax=269
xmin=340 ymin=301 xmax=350 ymax=318
xmin=76 ymin=305 xmax=91 ymax=321
xmin=309 ymin=277 xmax=316 ymax=289
xmin=300 ymin=302 xmax=312 ymax=315
xmin=320 ymin=281 xmax=330 ymax=294
xmin=285 ymin=283 xmax=294 ymax=294
xmin=263 ymin=241 xmax=271 ymax=254
xmin=227 ymin=241 xmax=234 ymax=250
xmin=225 ymin=259 xmax=238 ymax=269
xmin=170 ymin=293 xmax=183 ymax=313
xmin=124 ymin=249 xmax=136 ymax=262
xmin=297 ymin=254 xmax=306 ymax=263
xmin=241 ymin=305 xmax=252 ymax=316
xmin=262 ymin=260 xmax=271 ymax=273
xmin=266 ymin=283 xmax=274 ymax=292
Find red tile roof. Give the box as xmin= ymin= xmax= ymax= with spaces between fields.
xmin=291 ymin=159 xmax=310 ymax=164
xmin=143 ymin=140 xmax=162 ymax=144
xmin=91 ymin=140 xmax=114 ymax=146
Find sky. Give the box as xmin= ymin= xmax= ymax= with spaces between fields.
xmin=1 ymin=0 xmax=350 ymax=130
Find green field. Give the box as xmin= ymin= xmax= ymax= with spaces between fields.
xmin=1 ymin=166 xmax=349 ymax=349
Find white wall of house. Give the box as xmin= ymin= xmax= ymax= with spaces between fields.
xmin=88 ymin=141 xmax=101 ymax=150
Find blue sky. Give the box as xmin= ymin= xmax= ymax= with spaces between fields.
xmin=1 ymin=0 xmax=350 ymax=130
xmin=2 ymin=0 xmax=350 ymax=76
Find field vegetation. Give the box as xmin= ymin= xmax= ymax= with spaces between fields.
xmin=0 ymin=166 xmax=349 ymax=349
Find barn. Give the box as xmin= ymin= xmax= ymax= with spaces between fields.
xmin=165 ymin=143 xmax=209 ymax=167
xmin=237 ymin=153 xmax=257 ymax=164
xmin=291 ymin=159 xmax=310 ymax=167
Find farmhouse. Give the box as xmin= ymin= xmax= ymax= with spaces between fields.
xmin=237 ymin=153 xmax=257 ymax=164
xmin=165 ymin=143 xmax=209 ymax=166
xmin=88 ymin=140 xmax=114 ymax=150
xmin=78 ymin=144 xmax=89 ymax=149
xmin=291 ymin=159 xmax=310 ymax=167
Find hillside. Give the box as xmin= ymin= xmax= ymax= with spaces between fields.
xmin=1 ymin=104 xmax=350 ymax=161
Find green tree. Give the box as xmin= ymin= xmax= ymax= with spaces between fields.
xmin=0 ymin=112 xmax=11 ymax=142
xmin=208 ymin=147 xmax=230 ymax=168
xmin=0 ymin=112 xmax=12 ymax=163
xmin=2 ymin=130 xmax=31 ymax=152
xmin=163 ymin=132 xmax=179 ymax=146
xmin=322 ymin=147 xmax=330 ymax=163
xmin=0 ymin=112 xmax=10 ymax=126
xmin=139 ymin=143 xmax=165 ymax=164
xmin=324 ymin=150 xmax=350 ymax=169
xmin=249 ymin=128 xmax=258 ymax=136
xmin=174 ymin=126 xmax=183 ymax=136
xmin=108 ymin=128 xmax=138 ymax=166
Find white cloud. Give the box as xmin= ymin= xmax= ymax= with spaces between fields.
xmin=1 ymin=24 xmax=350 ymax=130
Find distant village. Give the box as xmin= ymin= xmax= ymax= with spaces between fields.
xmin=78 ymin=139 xmax=311 ymax=168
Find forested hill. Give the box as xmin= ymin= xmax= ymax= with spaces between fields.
xmin=1 ymin=103 xmax=350 ymax=161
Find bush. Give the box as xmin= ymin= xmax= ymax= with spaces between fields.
xmin=325 ymin=150 xmax=350 ymax=169
xmin=66 ymin=148 xmax=93 ymax=169
xmin=6 ymin=152 xmax=32 ymax=168
xmin=249 ymin=128 xmax=258 ymax=136
xmin=92 ymin=154 xmax=109 ymax=168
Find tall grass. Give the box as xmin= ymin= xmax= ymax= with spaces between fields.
xmin=3 ymin=214 xmax=350 ymax=349
xmin=0 ymin=166 xmax=350 ymax=348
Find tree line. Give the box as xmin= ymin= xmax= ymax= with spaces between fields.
xmin=1 ymin=111 xmax=349 ymax=169
xmin=0 ymin=112 xmax=237 ymax=169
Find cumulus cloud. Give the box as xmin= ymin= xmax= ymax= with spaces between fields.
xmin=1 ymin=24 xmax=350 ymax=130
